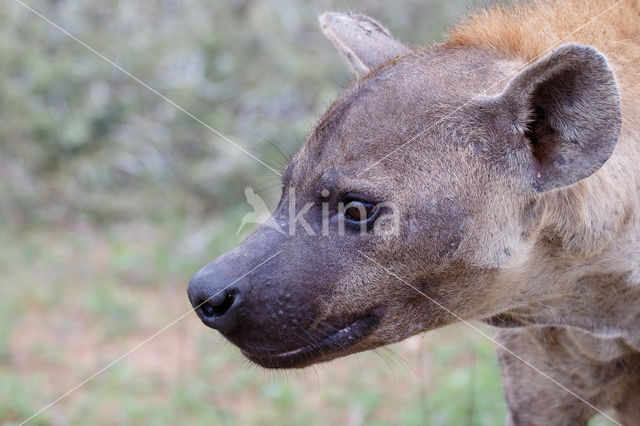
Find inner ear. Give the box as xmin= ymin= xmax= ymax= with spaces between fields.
xmin=524 ymin=66 xmax=584 ymax=171
xmin=524 ymin=101 xmax=557 ymax=171
xmin=496 ymin=44 xmax=622 ymax=192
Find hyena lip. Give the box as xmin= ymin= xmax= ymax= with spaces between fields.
xmin=240 ymin=313 xmax=380 ymax=369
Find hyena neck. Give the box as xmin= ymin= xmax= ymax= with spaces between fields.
xmin=494 ymin=196 xmax=640 ymax=349
xmin=492 ymin=276 xmax=640 ymax=352
xmin=534 ymin=136 xmax=639 ymax=258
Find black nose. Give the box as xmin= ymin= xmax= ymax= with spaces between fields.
xmin=188 ymin=267 xmax=243 ymax=334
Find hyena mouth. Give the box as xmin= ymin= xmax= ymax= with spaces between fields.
xmin=241 ymin=312 xmax=381 ymax=369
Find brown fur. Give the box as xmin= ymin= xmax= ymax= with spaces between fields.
xmin=189 ymin=2 xmax=640 ymax=424
xmin=449 ymin=0 xmax=640 ymax=257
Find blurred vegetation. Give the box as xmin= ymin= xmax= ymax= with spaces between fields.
xmin=0 ymin=0 xmax=479 ymax=228
xmin=0 ymin=0 xmax=617 ymax=425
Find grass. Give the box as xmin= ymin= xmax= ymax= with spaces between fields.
xmin=0 ymin=219 xmax=515 ymax=425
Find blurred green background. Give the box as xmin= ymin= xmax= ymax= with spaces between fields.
xmin=0 ymin=0 xmax=615 ymax=425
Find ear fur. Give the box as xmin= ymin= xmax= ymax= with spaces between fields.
xmin=319 ymin=12 xmax=410 ymax=76
xmin=495 ymin=43 xmax=622 ymax=192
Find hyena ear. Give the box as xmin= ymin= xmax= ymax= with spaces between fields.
xmin=494 ymin=43 xmax=622 ymax=192
xmin=319 ymin=12 xmax=410 ymax=76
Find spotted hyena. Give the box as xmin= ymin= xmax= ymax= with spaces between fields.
xmin=189 ymin=1 xmax=640 ymax=424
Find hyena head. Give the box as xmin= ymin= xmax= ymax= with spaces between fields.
xmin=188 ymin=13 xmax=621 ymax=368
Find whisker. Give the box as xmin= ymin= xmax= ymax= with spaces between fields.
xmin=380 ymin=346 xmax=413 ymax=375
xmin=254 ymin=182 xmax=283 ymax=195
xmin=263 ymin=138 xmax=292 ymax=165
xmin=373 ymin=348 xmax=398 ymax=378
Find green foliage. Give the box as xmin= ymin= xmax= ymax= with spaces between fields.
xmin=0 ymin=371 xmax=52 ymax=426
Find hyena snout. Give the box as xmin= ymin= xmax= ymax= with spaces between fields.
xmin=188 ymin=225 xmax=282 ymax=335
xmin=187 ymin=223 xmax=388 ymax=368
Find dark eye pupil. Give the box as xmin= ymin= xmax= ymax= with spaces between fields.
xmin=344 ymin=201 xmax=376 ymax=222
xmin=346 ymin=206 xmax=362 ymax=220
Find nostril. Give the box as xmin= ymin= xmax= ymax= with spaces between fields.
xmin=201 ymin=302 xmax=216 ymax=317
xmin=198 ymin=289 xmax=237 ymax=318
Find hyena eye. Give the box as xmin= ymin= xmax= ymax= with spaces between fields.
xmin=343 ymin=198 xmax=378 ymax=223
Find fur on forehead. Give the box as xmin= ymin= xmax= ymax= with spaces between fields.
xmin=287 ymin=46 xmax=517 ymax=185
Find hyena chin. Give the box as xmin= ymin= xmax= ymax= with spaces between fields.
xmin=189 ymin=1 xmax=640 ymax=423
